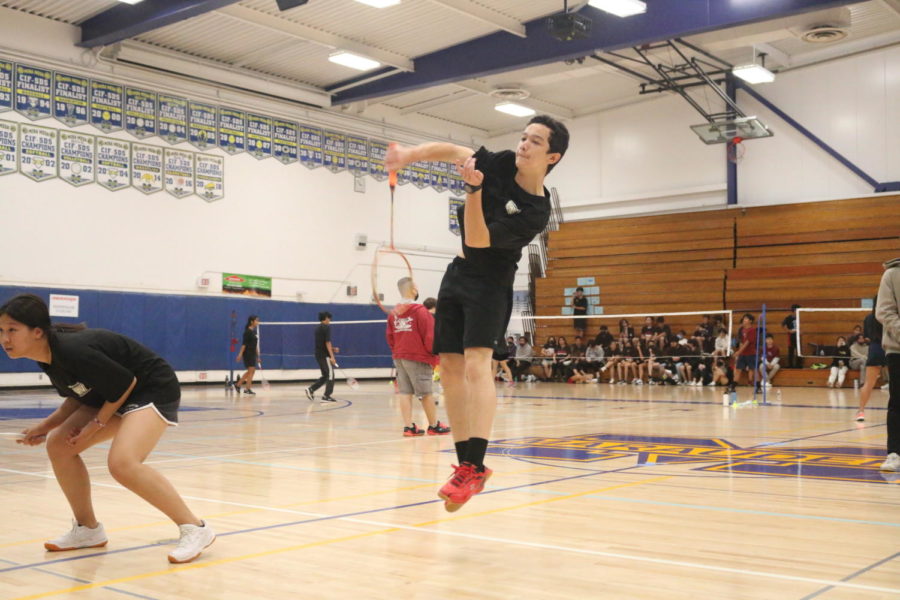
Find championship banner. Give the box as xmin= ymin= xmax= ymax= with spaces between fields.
xmin=323 ymin=130 xmax=346 ymax=172
xmin=0 ymin=120 xmax=17 ymax=176
xmin=298 ymin=125 xmax=323 ymax=169
xmin=53 ymin=72 xmax=89 ymax=127
xmin=430 ymin=161 xmax=449 ymax=193
xmin=222 ymin=273 xmax=271 ymax=298
xmin=346 ymin=135 xmax=368 ymax=176
xmin=449 ymin=196 xmax=464 ymax=236
xmin=449 ymin=170 xmax=465 ymax=196
xmin=96 ymin=137 xmax=130 ymax=191
xmin=272 ymin=119 xmax=298 ymax=164
xmin=125 ymin=87 xmax=157 ymax=139
xmin=58 ymin=131 xmax=95 ymax=187
xmin=90 ymin=80 xmax=123 ymax=132
xmin=131 ymin=143 xmax=163 ymax=195
xmin=246 ymin=113 xmax=273 ymax=160
xmin=218 ymin=107 xmax=245 ymax=155
xmin=19 ymin=124 xmax=57 ymax=182
xmin=367 ymin=139 xmax=387 ymax=181
xmin=15 ymin=64 xmax=52 ymax=121
xmin=188 ymin=101 xmax=216 ymax=150
xmin=397 ymin=164 xmax=413 ymax=186
xmin=164 ymin=148 xmax=194 ymax=198
xmin=0 ymin=60 xmax=12 ymax=112
xmin=410 ymin=161 xmax=431 ymax=189
xmin=158 ymin=94 xmax=188 ymax=145
xmin=195 ymin=153 xmax=224 ymax=202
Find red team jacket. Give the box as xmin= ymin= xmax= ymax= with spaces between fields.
xmin=385 ymin=301 xmax=437 ymax=366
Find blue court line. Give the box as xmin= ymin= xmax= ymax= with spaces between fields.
xmin=0 ymin=557 xmax=159 ymax=600
xmin=752 ymin=424 xmax=885 ymax=448
xmin=507 ymin=393 xmax=888 ymax=412
xmin=0 ymin=464 xmax=645 ymax=574
xmin=799 ymin=551 xmax=900 ymax=600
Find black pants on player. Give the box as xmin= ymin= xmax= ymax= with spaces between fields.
xmin=887 ymin=354 xmax=899 ymax=455
xmin=309 ymin=356 xmax=335 ymax=397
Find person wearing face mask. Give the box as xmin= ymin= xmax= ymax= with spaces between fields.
xmin=827 ymin=336 xmax=852 ymax=388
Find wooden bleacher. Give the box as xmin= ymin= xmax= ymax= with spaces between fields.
xmin=533 ymin=195 xmax=899 ymax=385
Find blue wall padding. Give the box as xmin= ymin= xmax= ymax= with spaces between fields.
xmin=0 ymin=286 xmax=392 ymax=374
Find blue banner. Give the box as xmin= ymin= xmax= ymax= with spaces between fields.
xmin=53 ymin=72 xmax=89 ymax=127
xmin=411 ymin=161 xmax=431 ymax=189
xmin=449 ymin=196 xmax=464 ymax=236
xmin=246 ymin=113 xmax=273 ymax=160
xmin=272 ymin=119 xmax=298 ymax=164
xmin=125 ymin=87 xmax=157 ymax=139
xmin=323 ymin=130 xmax=346 ymax=172
xmin=218 ymin=107 xmax=245 ymax=154
xmin=346 ymin=135 xmax=368 ymax=176
xmin=15 ymin=64 xmax=52 ymax=121
xmin=188 ymin=101 xmax=216 ymax=150
xmin=299 ymin=125 xmax=323 ymax=169
xmin=0 ymin=60 xmax=15 ymax=113
xmin=158 ymin=94 xmax=188 ymax=145
xmin=431 ymin=161 xmax=449 ymax=192
xmin=90 ymin=80 xmax=123 ymax=132
xmin=368 ymin=139 xmax=387 ymax=181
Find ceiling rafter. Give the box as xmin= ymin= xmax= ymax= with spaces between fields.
xmin=216 ymin=3 xmax=414 ymax=72
xmin=426 ymin=0 xmax=526 ymax=38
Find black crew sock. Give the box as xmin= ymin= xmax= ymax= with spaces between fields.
xmin=466 ymin=437 xmax=489 ymax=471
xmin=454 ymin=440 xmax=469 ymax=464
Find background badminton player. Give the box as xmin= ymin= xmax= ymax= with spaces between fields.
xmin=385 ymin=115 xmax=569 ymax=511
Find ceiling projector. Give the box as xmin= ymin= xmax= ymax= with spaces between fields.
xmin=547 ymin=13 xmax=592 ymax=42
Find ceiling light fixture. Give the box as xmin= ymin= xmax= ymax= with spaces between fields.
xmin=354 ymin=0 xmax=401 ymax=8
xmin=116 ymin=0 xmax=146 ymax=4
xmin=588 ymin=0 xmax=646 ymax=18
xmin=494 ymin=102 xmax=536 ymax=117
xmin=732 ymin=64 xmax=776 ymax=84
xmin=328 ymin=51 xmax=381 ymax=71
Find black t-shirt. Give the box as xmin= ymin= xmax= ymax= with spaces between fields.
xmin=242 ymin=328 xmax=258 ymax=359
xmin=456 ymin=147 xmax=551 ymax=279
xmin=864 ymin=313 xmax=883 ymax=344
xmin=573 ymin=296 xmax=588 ymax=316
xmin=314 ymin=323 xmax=331 ymax=359
xmin=782 ymin=314 xmax=796 ymax=331
xmin=38 ymin=329 xmax=178 ymax=408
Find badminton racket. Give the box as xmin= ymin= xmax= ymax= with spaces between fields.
xmin=335 ymin=365 xmax=360 ymax=390
xmin=259 ymin=367 xmax=271 ymax=391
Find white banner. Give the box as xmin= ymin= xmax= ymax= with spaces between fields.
xmin=19 ymin=123 xmax=57 ymax=182
xmin=131 ymin=142 xmax=163 ymax=194
xmin=164 ymin=148 xmax=194 ymax=198
xmin=195 ymin=153 xmax=224 ymax=202
xmin=96 ymin=137 xmax=130 ymax=191
xmin=0 ymin=120 xmax=16 ymax=176
xmin=58 ymin=131 xmax=95 ymax=187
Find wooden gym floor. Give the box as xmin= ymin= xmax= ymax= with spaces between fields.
xmin=0 ymin=380 xmax=897 ymax=599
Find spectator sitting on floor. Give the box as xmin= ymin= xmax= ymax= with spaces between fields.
xmin=654 ymin=316 xmax=672 ymax=345
xmin=618 ymin=319 xmax=635 ymax=344
xmin=554 ymin=336 xmax=573 ymax=381
xmin=511 ymin=336 xmax=534 ymax=382
xmin=618 ymin=339 xmax=638 ymax=384
xmin=602 ymin=341 xmax=623 ymax=383
xmin=827 ymin=336 xmax=852 ymax=388
xmin=759 ymin=333 xmax=781 ymax=388
xmin=505 ymin=335 xmax=517 ymax=358
xmin=713 ymin=328 xmax=730 ymax=358
xmin=584 ymin=340 xmax=605 ymax=380
xmin=847 ymin=324 xmax=864 ymax=346
xmin=641 ymin=316 xmax=656 ymax=338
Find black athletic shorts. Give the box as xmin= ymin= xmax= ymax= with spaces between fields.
xmin=242 ymin=353 xmax=258 ymax=369
xmin=434 ymin=257 xmax=514 ymax=354
xmin=116 ymin=378 xmax=181 ymax=425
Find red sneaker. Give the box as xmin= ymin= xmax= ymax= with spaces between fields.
xmin=438 ymin=463 xmax=491 ymax=512
xmin=427 ymin=421 xmax=451 ymax=435
xmin=403 ymin=424 xmax=425 ymax=437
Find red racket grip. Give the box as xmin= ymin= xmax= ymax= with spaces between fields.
xmin=389 ymin=170 xmax=397 ymax=189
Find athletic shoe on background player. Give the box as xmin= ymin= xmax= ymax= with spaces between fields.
xmin=880 ymin=453 xmax=900 ymax=472
xmin=305 ymin=388 xmax=315 ymax=401
xmin=403 ymin=424 xmax=425 ymax=437
xmin=321 ymin=395 xmax=337 ymax=402
xmin=168 ymin=521 xmax=216 ymax=563
xmin=44 ymin=520 xmax=107 ymax=551
xmin=427 ymin=422 xmax=451 ymax=435
xmin=855 ymin=410 xmax=865 ymax=422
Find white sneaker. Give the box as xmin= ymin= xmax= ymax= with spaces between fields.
xmin=882 ymin=383 xmax=890 ymax=390
xmin=44 ymin=520 xmax=108 ymax=551
xmin=609 ymin=379 xmax=616 ymax=384
xmin=168 ymin=521 xmax=216 ymax=564
xmin=880 ymin=453 xmax=900 ymax=472
xmin=764 ymin=382 xmax=772 ymax=388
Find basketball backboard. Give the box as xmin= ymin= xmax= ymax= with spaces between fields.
xmin=690 ymin=116 xmax=773 ymax=144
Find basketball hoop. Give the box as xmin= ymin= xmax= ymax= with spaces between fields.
xmin=726 ymin=136 xmax=746 ymax=164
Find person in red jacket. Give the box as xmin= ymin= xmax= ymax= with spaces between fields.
xmin=386 ymin=277 xmax=451 ymax=437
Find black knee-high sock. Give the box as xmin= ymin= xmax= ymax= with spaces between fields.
xmin=454 ymin=440 xmax=469 ymax=464
xmin=466 ymin=437 xmax=489 ymax=471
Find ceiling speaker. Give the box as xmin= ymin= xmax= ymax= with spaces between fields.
xmin=276 ymin=0 xmax=309 ymax=11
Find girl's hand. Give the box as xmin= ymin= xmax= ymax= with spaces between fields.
xmin=455 ymin=156 xmax=484 ymax=186
xmin=384 ymin=143 xmax=413 ymax=173
xmin=66 ymin=423 xmax=99 ymax=447
xmin=17 ymin=425 xmax=49 ymax=446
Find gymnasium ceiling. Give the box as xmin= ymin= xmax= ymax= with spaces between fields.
xmin=1 ymin=0 xmax=899 ymax=138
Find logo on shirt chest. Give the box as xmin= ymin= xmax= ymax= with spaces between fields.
xmin=67 ymin=382 xmax=92 ymax=397
xmin=505 ymin=200 xmax=521 ymax=215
